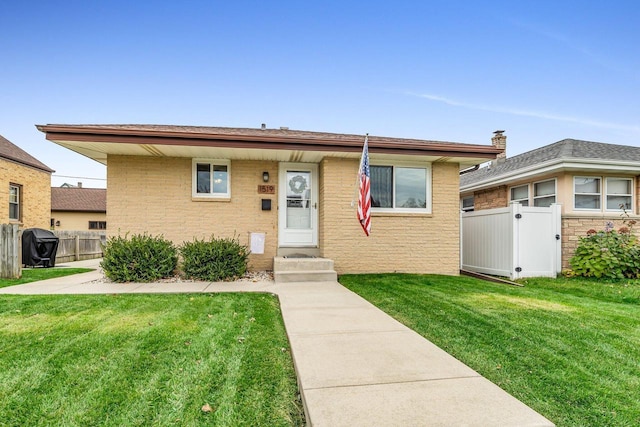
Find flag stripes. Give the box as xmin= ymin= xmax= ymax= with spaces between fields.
xmin=357 ymin=135 xmax=371 ymax=236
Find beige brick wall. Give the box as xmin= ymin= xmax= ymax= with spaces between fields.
xmin=0 ymin=159 xmax=51 ymax=229
xmin=51 ymin=211 xmax=107 ymax=231
xmin=319 ymin=158 xmax=461 ymax=275
xmin=107 ymin=155 xmax=278 ymax=270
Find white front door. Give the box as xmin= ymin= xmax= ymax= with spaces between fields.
xmin=278 ymin=163 xmax=318 ymax=247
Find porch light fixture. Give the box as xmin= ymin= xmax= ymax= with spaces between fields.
xmin=262 ymin=171 xmax=269 ymax=182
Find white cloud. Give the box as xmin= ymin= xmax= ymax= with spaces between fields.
xmin=408 ymin=91 xmax=640 ymax=133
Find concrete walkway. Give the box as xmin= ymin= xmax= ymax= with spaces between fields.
xmin=1 ymin=260 xmax=554 ymax=426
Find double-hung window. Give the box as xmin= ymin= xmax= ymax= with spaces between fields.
xmin=370 ymin=163 xmax=430 ymax=213
xmin=533 ymin=179 xmax=556 ymax=207
xmin=510 ymin=184 xmax=529 ymax=206
xmin=9 ymin=184 xmax=20 ymax=221
xmin=193 ymin=159 xmax=230 ymax=198
xmin=574 ymin=177 xmax=601 ymax=210
xmin=605 ymin=178 xmax=632 ymax=211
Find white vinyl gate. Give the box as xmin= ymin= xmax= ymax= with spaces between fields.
xmin=460 ymin=203 xmax=561 ymax=279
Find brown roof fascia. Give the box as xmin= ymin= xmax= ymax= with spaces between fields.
xmin=38 ymin=125 xmax=502 ymax=159
xmin=52 ymin=208 xmax=106 ymax=213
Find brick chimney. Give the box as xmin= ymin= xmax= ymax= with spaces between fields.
xmin=491 ymin=130 xmax=506 ymax=165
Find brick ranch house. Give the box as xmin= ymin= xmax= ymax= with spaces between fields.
xmin=38 ymin=124 xmax=501 ymax=275
xmin=461 ymin=132 xmax=640 ymax=270
xmin=51 ymin=185 xmax=107 ymax=231
xmin=0 ymin=134 xmax=53 ymax=229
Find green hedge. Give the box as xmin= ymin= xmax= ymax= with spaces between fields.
xmin=569 ymin=221 xmax=640 ymax=279
xmin=101 ymin=234 xmax=178 ymax=282
xmin=179 ymin=235 xmax=250 ymax=281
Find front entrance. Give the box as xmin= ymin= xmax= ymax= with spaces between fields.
xmin=278 ymin=163 xmax=318 ymax=247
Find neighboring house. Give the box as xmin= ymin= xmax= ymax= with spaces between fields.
xmin=51 ymin=186 xmax=107 ymax=231
xmin=460 ymin=132 xmax=640 ymax=269
xmin=0 ymin=134 xmax=53 ymax=228
xmin=38 ymin=124 xmax=501 ymax=274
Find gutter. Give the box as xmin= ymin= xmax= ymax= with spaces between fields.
xmin=461 ymin=159 xmax=640 ymax=192
xmin=37 ymin=124 xmax=503 ymax=158
xmin=459 ymin=164 xmax=480 ymax=175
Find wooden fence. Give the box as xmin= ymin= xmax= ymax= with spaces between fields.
xmin=0 ymin=228 xmax=104 ymax=276
xmin=52 ymin=230 xmax=106 ymax=263
xmin=0 ymin=224 xmax=20 ymax=278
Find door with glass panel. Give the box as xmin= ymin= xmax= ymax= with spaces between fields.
xmin=278 ymin=163 xmax=318 ymax=247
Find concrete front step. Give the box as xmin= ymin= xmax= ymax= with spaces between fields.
xmin=274 ymin=270 xmax=338 ymax=283
xmin=274 ymin=257 xmax=334 ymax=272
xmin=277 ymin=247 xmax=321 ymax=258
xmin=274 ymin=256 xmax=337 ymax=283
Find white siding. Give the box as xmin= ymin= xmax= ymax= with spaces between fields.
xmin=461 ymin=203 xmax=561 ymax=279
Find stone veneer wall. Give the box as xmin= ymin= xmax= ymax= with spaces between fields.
xmin=562 ymin=215 xmax=640 ymax=270
xmin=472 ymin=185 xmax=508 ymax=210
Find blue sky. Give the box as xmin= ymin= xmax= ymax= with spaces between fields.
xmin=2 ymin=0 xmax=639 ymax=188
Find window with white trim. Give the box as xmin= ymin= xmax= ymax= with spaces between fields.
xmin=9 ymin=184 xmax=20 ymax=221
xmin=533 ymin=179 xmax=556 ymax=207
xmin=192 ymin=159 xmax=230 ymax=198
xmin=574 ymin=177 xmax=601 ymax=210
xmin=370 ymin=163 xmax=430 ymax=212
xmin=510 ymin=184 xmax=529 ymax=206
xmin=605 ymin=178 xmax=632 ymax=211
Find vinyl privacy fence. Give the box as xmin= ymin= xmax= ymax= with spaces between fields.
xmin=460 ymin=203 xmax=562 ymax=279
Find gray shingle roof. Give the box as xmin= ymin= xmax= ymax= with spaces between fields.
xmin=460 ymin=138 xmax=640 ymax=187
xmin=0 ymin=134 xmax=53 ymax=172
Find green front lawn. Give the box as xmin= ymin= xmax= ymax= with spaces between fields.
xmin=0 ymin=268 xmax=94 ymax=288
xmin=0 ymin=293 xmax=304 ymax=426
xmin=340 ymin=274 xmax=640 ymax=427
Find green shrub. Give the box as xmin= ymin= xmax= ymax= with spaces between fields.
xmin=570 ymin=221 xmax=640 ymax=279
xmin=101 ymin=234 xmax=178 ymax=282
xmin=180 ymin=235 xmax=250 ymax=281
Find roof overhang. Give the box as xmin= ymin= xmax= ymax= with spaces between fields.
xmin=51 ymin=209 xmax=106 ymax=213
xmin=461 ymin=158 xmax=640 ymax=192
xmin=37 ymin=124 xmax=501 ymax=168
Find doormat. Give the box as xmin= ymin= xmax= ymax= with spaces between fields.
xmin=283 ymin=254 xmax=316 ymax=258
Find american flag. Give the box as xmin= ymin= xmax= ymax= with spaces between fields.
xmin=357 ymin=135 xmax=371 ymax=236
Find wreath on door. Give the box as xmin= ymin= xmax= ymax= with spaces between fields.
xmin=289 ymin=175 xmax=308 ymax=194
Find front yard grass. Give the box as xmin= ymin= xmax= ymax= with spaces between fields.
xmin=339 ymin=274 xmax=640 ymax=427
xmin=0 ymin=293 xmax=304 ymax=426
xmin=0 ymin=268 xmax=94 ymax=289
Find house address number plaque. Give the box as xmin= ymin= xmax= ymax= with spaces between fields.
xmin=258 ymin=185 xmax=275 ymax=194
